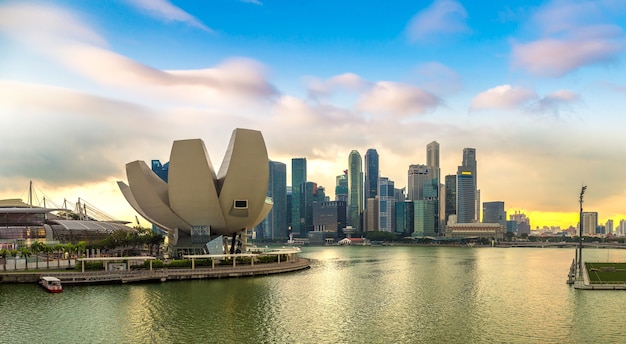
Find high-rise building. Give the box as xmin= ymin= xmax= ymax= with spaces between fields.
xmin=444 ymin=174 xmax=456 ymax=225
xmin=426 ymin=141 xmax=440 ymax=182
xmin=335 ymin=171 xmax=349 ymax=203
xmin=365 ymin=149 xmax=379 ymax=203
xmin=264 ymin=161 xmax=287 ymax=240
xmin=462 ymin=148 xmax=479 ymax=221
xmin=151 ymin=160 xmax=169 ymax=182
xmin=378 ymin=177 xmax=395 ymax=233
xmin=413 ymin=200 xmax=437 ymax=237
xmin=456 ymin=166 xmax=475 ymax=223
xmin=291 ymin=158 xmax=307 ymax=236
xmin=407 ymin=164 xmax=432 ymax=201
xmin=395 ymin=201 xmax=414 ymax=235
xmin=582 ymin=212 xmax=598 ymax=235
xmin=483 ymin=201 xmax=506 ymax=226
xmin=303 ymin=181 xmax=319 ymax=234
xmin=348 ymin=150 xmax=363 ymax=231
xmin=606 ymin=219 xmax=614 ymax=235
xmin=510 ymin=211 xmax=530 ymax=235
xmin=364 ymin=197 xmax=379 ymax=232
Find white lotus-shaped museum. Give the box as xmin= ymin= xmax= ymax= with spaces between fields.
xmin=117 ymin=128 xmax=272 ymax=245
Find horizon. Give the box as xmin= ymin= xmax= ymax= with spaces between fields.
xmin=1 ymin=0 xmax=625 ymax=229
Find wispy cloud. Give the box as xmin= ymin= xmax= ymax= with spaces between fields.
xmin=357 ymin=81 xmax=441 ymax=117
xmin=470 ymin=84 xmax=580 ymax=116
xmin=406 ymin=0 xmax=470 ymax=43
xmin=124 ymin=0 xmax=212 ymax=32
xmin=306 ymin=73 xmax=371 ymax=100
xmin=511 ymin=0 xmax=626 ymax=77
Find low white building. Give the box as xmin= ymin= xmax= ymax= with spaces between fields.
xmin=445 ymin=223 xmax=505 ymax=240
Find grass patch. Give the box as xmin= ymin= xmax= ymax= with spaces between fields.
xmin=586 ymin=263 xmax=626 ymax=284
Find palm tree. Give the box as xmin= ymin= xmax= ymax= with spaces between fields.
xmin=54 ymin=243 xmax=64 ymax=268
xmin=31 ymin=241 xmax=44 ymax=269
xmin=9 ymin=249 xmax=18 ymax=270
xmin=75 ymin=241 xmax=86 ymax=259
xmin=20 ymin=247 xmax=31 ymax=270
xmin=43 ymin=245 xmax=53 ymax=269
xmin=0 ymin=249 xmax=8 ymax=271
xmin=64 ymin=243 xmax=74 ymax=267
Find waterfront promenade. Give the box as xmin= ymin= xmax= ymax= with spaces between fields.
xmin=0 ymin=257 xmax=311 ymax=284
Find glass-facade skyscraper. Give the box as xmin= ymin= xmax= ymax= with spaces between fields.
xmin=483 ymin=201 xmax=505 ymax=226
xmin=456 ymin=166 xmax=475 ymax=223
xmin=365 ymin=149 xmax=379 ymax=204
xmin=379 ymin=177 xmax=395 ymax=232
xmin=444 ymin=174 xmax=456 ymax=225
xmin=462 ymin=148 xmax=478 ymax=221
xmin=263 ymin=161 xmax=287 ymax=240
xmin=348 ymin=150 xmax=363 ymax=231
xmin=291 ymin=158 xmax=307 ymax=236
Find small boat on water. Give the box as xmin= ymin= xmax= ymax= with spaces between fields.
xmin=40 ymin=276 xmax=62 ymax=293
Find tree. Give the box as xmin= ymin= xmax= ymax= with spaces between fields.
xmin=0 ymin=249 xmax=8 ymax=271
xmin=9 ymin=249 xmax=18 ymax=270
xmin=505 ymin=231 xmax=515 ymax=242
xmin=30 ymin=241 xmax=45 ymax=269
xmin=20 ymin=248 xmax=31 ymax=270
xmin=75 ymin=241 xmax=86 ymax=258
xmin=43 ymin=245 xmax=53 ymax=269
xmin=63 ymin=244 xmax=74 ymax=267
xmin=54 ymin=243 xmax=64 ymax=268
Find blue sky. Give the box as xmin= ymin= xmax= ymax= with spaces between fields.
xmin=1 ymin=0 xmax=625 ymax=229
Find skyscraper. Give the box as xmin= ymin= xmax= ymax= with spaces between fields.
xmin=348 ymin=150 xmax=363 ymax=231
xmin=426 ymin=141 xmax=440 ymax=182
xmin=378 ymin=177 xmax=395 ymax=232
xmin=407 ymin=164 xmax=432 ymax=201
xmin=444 ymin=174 xmax=456 ymax=225
xmin=456 ymin=166 xmax=475 ymax=223
xmin=291 ymin=158 xmax=307 ymax=236
xmin=266 ymin=161 xmax=287 ymax=239
xmin=151 ymin=160 xmax=169 ymax=182
xmin=365 ymin=149 xmax=379 ymax=202
xmin=582 ymin=212 xmax=598 ymax=235
xmin=462 ymin=148 xmax=479 ymax=221
xmin=335 ymin=171 xmax=349 ymax=203
xmin=483 ymin=201 xmax=506 ymax=226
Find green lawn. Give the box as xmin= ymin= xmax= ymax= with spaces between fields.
xmin=586 ymin=263 xmax=626 ymax=284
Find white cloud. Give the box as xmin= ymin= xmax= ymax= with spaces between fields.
xmin=357 ymin=81 xmax=441 ymax=117
xmin=406 ymin=0 xmax=470 ymax=42
xmin=470 ymin=84 xmax=580 ymax=116
xmin=307 ymin=73 xmax=370 ymax=99
xmin=124 ymin=0 xmax=212 ymax=32
xmin=413 ymin=62 xmax=463 ymax=95
xmin=511 ymin=0 xmax=626 ymax=77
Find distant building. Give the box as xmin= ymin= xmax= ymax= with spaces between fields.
xmin=291 ymin=158 xmax=307 ymax=236
xmin=462 ymin=147 xmax=479 ymax=221
xmin=255 ymin=160 xmax=287 ymax=240
xmin=407 ymin=164 xmax=431 ymax=201
xmin=312 ymin=201 xmax=346 ymax=234
xmin=365 ymin=149 xmax=379 ymax=204
xmin=413 ymin=200 xmax=437 ymax=237
xmin=483 ymin=201 xmax=506 ymax=226
xmin=582 ymin=212 xmax=598 ymax=236
xmin=348 ymin=150 xmax=363 ymax=231
xmin=364 ymin=197 xmax=379 ymax=232
xmin=427 ymin=141 xmax=440 ymax=183
xmin=151 ymin=160 xmax=169 ymax=182
xmin=456 ymin=166 xmax=475 ymax=223
xmin=395 ymin=201 xmax=414 ymax=235
xmin=445 ymin=223 xmax=504 ymax=240
xmin=378 ymin=177 xmax=395 ymax=233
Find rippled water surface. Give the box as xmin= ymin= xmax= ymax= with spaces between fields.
xmin=3 ymin=246 xmax=626 ymax=343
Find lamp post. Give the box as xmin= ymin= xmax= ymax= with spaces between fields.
xmin=578 ymin=185 xmax=587 ymax=277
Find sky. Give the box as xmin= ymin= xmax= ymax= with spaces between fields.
xmin=1 ymin=0 xmax=625 ymax=230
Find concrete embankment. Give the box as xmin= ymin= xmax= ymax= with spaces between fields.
xmin=0 ymin=258 xmax=311 ymax=285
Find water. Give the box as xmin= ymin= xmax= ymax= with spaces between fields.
xmin=2 ymin=246 xmax=626 ymax=343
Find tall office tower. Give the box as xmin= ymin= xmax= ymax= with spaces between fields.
xmin=407 ymin=164 xmax=432 ymax=201
xmin=444 ymin=175 xmax=456 ymax=225
xmin=394 ymin=187 xmax=406 ymax=202
xmin=483 ymin=201 xmax=506 ymax=226
xmin=456 ymin=166 xmax=475 ymax=223
xmin=620 ymin=219 xmax=626 ymax=236
xmin=582 ymin=212 xmax=598 ymax=235
xmin=303 ymin=181 xmax=319 ymax=235
xmin=395 ymin=201 xmax=414 ymax=235
xmin=365 ymin=149 xmax=379 ymax=206
xmin=462 ymin=148 xmax=479 ymax=221
xmin=606 ymin=219 xmax=614 ymax=235
xmin=335 ymin=171 xmax=349 ymax=203
xmin=286 ymin=186 xmax=292 ymax=232
xmin=364 ymin=197 xmax=379 ymax=231
xmin=151 ymin=160 xmax=169 ymax=182
xmin=426 ymin=141 xmax=440 ymax=182
xmin=413 ymin=200 xmax=437 ymax=237
xmin=265 ymin=161 xmax=287 ymax=240
xmin=510 ymin=211 xmax=530 ymax=235
xmin=291 ymin=158 xmax=307 ymax=236
xmin=348 ymin=150 xmax=363 ymax=230
xmin=378 ymin=177 xmax=395 ymax=232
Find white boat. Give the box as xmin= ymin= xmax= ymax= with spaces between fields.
xmin=40 ymin=276 xmax=62 ymax=293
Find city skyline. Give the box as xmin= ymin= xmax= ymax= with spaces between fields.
xmin=1 ymin=0 xmax=625 ymax=229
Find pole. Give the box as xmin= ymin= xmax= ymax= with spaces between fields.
xmin=578 ymin=186 xmax=587 ymax=278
